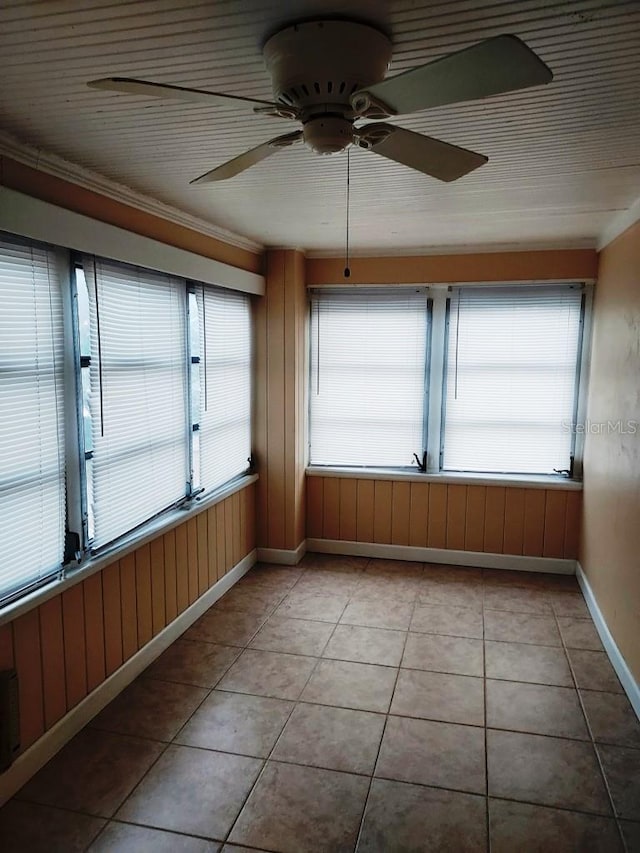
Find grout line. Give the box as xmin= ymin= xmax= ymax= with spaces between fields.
xmin=483 ymin=590 xmax=491 ymax=853
xmin=352 ymin=563 xmax=421 ymax=851
xmin=552 ymin=600 xmax=628 ymax=849
xmin=217 ymin=571 xmax=350 ymax=848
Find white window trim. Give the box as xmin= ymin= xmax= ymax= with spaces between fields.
xmin=305 ymin=466 xmax=582 ymax=490
xmin=0 ymin=187 xmax=264 ymax=296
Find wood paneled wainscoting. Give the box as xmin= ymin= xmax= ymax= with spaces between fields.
xmin=306 ymin=473 xmax=581 ymax=568
xmin=0 ymin=482 xmax=256 ymax=776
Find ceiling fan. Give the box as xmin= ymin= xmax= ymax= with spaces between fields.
xmin=87 ymin=18 xmax=552 ymax=185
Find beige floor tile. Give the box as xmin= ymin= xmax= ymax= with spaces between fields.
xmin=489 ymin=799 xmax=623 ymax=853
xmin=249 ymin=615 xmax=334 ymax=656
xmin=410 ymin=602 xmax=484 ymax=639
xmin=350 ymin=576 xmax=419 ymax=603
xmin=273 ymin=590 xmax=349 ymax=622
xmin=0 ymin=800 xmax=105 ymax=853
xmin=144 ymin=639 xmax=240 ymax=688
xmin=483 ymin=586 xmax=552 ymax=615
xmin=89 ymin=821 xmax=220 ymax=851
xmin=376 ymin=716 xmax=486 ymax=794
xmin=357 ymin=779 xmax=487 ymax=852
xmin=483 ymin=569 xmax=578 ymax=592
xmin=557 ymin=617 xmax=603 ymax=650
xmin=340 ymin=597 xmax=414 ymax=630
xmin=175 ymin=690 xmax=293 ymax=757
xmin=486 ymin=680 xmax=588 ymax=739
xmin=115 ymin=745 xmax=261 ymax=839
xmin=487 ymin=730 xmax=611 ymax=814
xmin=567 ymin=648 xmax=624 ymax=693
xmin=217 ymin=649 xmax=317 ymax=700
xmin=213 ymin=585 xmax=286 ymax=615
xmin=228 ymin=761 xmax=369 ymax=853
xmin=183 ymin=609 xmax=266 ymax=646
xmin=322 ymin=624 xmax=406 ymax=667
xmin=391 ymin=669 xmax=485 ymax=725
xmin=483 ymin=610 xmax=561 ymax=646
xmin=581 ymin=690 xmax=640 ymax=747
xmin=300 ymin=659 xmax=397 ymax=713
xmin=598 ymin=743 xmax=640 ymax=820
xmin=271 ymin=703 xmax=385 ymax=774
xmin=17 ymin=728 xmax=163 ymax=817
xmin=403 ymin=633 xmax=484 ymax=677
xmin=301 ymin=553 xmax=368 ymax=571
xmin=91 ymin=677 xmax=208 ymax=741
xmin=293 ymin=573 xmax=362 ymax=596
xmin=550 ymin=591 xmax=591 ymax=618
xmin=243 ymin=564 xmax=302 ymax=587
xmin=418 ymin=582 xmax=484 ymax=611
xmin=485 ymin=640 xmax=573 ymax=686
xmin=424 ymin=563 xmax=483 ymax=584
xmin=364 ymin=558 xmax=424 ymax=577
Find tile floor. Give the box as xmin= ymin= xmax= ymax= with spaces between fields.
xmin=1 ymin=555 xmax=639 ymax=852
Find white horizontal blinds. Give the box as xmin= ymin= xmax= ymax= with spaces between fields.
xmin=442 ymin=285 xmax=583 ymax=474
xmin=84 ymin=257 xmax=189 ymax=548
xmin=309 ymin=289 xmax=429 ymax=466
xmin=0 ymin=233 xmax=65 ymax=602
xmin=196 ymin=286 xmax=251 ymax=492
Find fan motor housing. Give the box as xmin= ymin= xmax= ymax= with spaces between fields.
xmin=263 ymin=19 xmax=392 ymax=114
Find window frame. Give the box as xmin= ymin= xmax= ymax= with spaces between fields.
xmin=307 ymin=281 xmax=593 ymax=481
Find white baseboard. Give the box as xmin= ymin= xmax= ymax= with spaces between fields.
xmin=576 ymin=562 xmax=640 ymax=720
xmin=257 ymin=541 xmax=307 ymax=566
xmin=306 ymin=539 xmax=576 ymax=575
xmin=0 ymin=549 xmax=257 ymax=806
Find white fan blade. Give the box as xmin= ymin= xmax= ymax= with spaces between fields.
xmin=351 ymin=35 xmax=552 ymax=116
xmin=190 ymin=131 xmax=303 ymax=183
xmin=88 ymin=77 xmax=283 ymax=112
xmin=358 ymin=123 xmax=487 ymax=182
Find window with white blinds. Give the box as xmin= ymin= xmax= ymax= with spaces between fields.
xmin=83 ymin=258 xmax=189 ymax=548
xmin=0 ymin=233 xmax=66 ymax=603
xmin=195 ymin=286 xmax=251 ymax=492
xmin=309 ymin=289 xmax=429 ymax=467
xmin=441 ymin=286 xmax=584 ymax=474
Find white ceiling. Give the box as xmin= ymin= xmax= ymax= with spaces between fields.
xmin=1 ymin=0 xmax=639 ymax=253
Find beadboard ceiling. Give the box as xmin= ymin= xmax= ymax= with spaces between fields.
xmin=1 ymin=0 xmax=639 ymax=253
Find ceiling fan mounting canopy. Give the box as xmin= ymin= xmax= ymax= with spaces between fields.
xmin=87 ymin=17 xmax=553 ymax=183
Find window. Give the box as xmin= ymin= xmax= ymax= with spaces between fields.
xmin=308 ymin=283 xmax=587 ymax=477
xmin=83 ymin=258 xmax=189 ymax=548
xmin=309 ymin=289 xmax=430 ymax=467
xmin=0 ymin=232 xmax=66 ymax=602
xmin=442 ymin=286 xmax=584 ymax=474
xmin=0 ymin=230 xmax=254 ymax=607
xmin=194 ymin=286 xmax=252 ymax=493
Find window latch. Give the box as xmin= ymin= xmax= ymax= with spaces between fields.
xmin=413 ymin=451 xmax=427 ymax=472
xmin=553 ymin=455 xmax=575 ymax=478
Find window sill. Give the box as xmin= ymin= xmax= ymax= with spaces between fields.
xmin=0 ymin=473 xmax=259 ymax=626
xmin=305 ymin=466 xmax=582 ymax=491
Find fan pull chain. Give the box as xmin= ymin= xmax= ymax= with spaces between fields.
xmin=344 ymin=146 xmax=351 ymax=278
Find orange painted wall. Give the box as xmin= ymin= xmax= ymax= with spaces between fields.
xmin=306 ymin=249 xmax=598 ymax=286
xmin=581 ymin=220 xmax=640 ymax=682
xmin=0 ymin=156 xmax=262 ymax=275
xmin=254 ymin=249 xmax=307 ymax=551
xmin=0 ymin=483 xmax=255 ymax=754
xmin=307 ymin=476 xmax=581 ymax=560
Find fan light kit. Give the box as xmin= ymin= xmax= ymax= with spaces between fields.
xmin=88 ymin=18 xmax=553 ymax=184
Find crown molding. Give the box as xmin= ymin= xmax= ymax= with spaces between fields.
xmin=305 ymin=238 xmax=597 ymax=259
xmin=597 ymin=195 xmax=640 ymax=251
xmin=0 ymin=131 xmax=263 ymax=255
